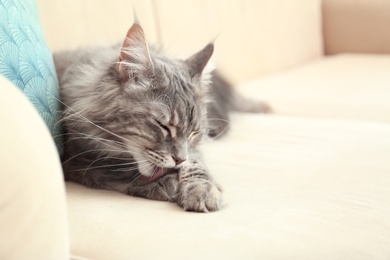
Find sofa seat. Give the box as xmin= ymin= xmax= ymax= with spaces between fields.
xmin=239 ymin=54 xmax=390 ymax=123
xmin=66 ymin=112 xmax=390 ymax=259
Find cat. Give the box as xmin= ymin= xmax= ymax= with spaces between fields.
xmin=54 ymin=21 xmax=269 ymax=212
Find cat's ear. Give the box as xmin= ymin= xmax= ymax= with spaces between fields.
xmin=185 ymin=43 xmax=214 ymax=78
xmin=118 ymin=22 xmax=154 ymax=82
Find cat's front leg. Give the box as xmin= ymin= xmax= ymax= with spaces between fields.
xmin=178 ymin=154 xmax=223 ymax=212
xmin=127 ymin=173 xmax=179 ymax=202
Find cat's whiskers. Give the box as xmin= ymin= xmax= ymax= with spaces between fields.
xmin=64 ymin=118 xmax=127 ymax=147
xmin=120 ymin=161 xmax=158 ymax=184
xmin=80 ymin=155 xmax=149 ymax=182
xmin=62 ymin=134 xmax=122 ymax=148
xmin=52 ymin=95 xmax=137 ymax=147
xmin=110 ymin=167 xmax=140 ymax=172
xmin=64 ymin=130 xmax=129 ymax=149
xmin=81 ymin=156 xmax=108 ymax=183
xmin=110 ymin=163 xmax=161 ymax=174
xmin=137 ymin=161 xmax=156 ymax=171
xmin=56 ymin=102 xmax=94 ymax=127
xmin=63 ymin=134 xmax=132 ymax=158
xmin=206 ymin=117 xmax=230 ymax=124
xmin=62 ymin=148 xmax=133 ymax=165
xmin=202 ymin=130 xmax=229 ymax=144
xmin=130 ymin=173 xmax=143 ymax=184
xmin=64 ymin=128 xmax=146 ymax=158
xmin=196 ymin=116 xmax=231 ymax=143
xmin=148 ymin=165 xmax=159 ymax=181
xmin=76 ymin=160 xmax=146 ymax=172
xmin=199 ymin=114 xmax=230 ymax=124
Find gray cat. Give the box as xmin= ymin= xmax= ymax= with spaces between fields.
xmin=54 ymin=21 xmax=269 ymax=212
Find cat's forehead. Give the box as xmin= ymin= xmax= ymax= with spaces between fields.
xmin=152 ymin=59 xmax=191 ymax=87
xmin=147 ymin=61 xmax=198 ymax=101
xmin=149 ymin=92 xmax=197 ymax=116
xmin=127 ymin=55 xmax=205 ymax=122
xmin=141 ymin=87 xmax=201 ymax=128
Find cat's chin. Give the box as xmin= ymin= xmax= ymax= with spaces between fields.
xmin=140 ymin=166 xmax=177 ymax=182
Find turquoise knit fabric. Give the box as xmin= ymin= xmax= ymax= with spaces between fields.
xmin=0 ymin=0 xmax=62 ymax=154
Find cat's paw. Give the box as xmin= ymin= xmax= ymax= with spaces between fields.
xmin=157 ymin=173 xmax=180 ymax=202
xmin=178 ymin=164 xmax=223 ymax=212
xmin=178 ymin=180 xmax=223 ymax=212
xmin=128 ymin=173 xmax=179 ymax=202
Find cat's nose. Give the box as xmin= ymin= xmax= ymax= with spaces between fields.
xmin=172 ymin=156 xmax=186 ymax=166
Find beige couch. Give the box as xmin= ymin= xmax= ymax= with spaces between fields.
xmin=2 ymin=0 xmax=390 ymax=259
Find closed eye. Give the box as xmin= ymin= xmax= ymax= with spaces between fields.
xmin=189 ymin=130 xmax=201 ymax=140
xmin=155 ymin=119 xmax=171 ymax=137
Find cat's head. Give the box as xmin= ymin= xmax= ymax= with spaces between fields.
xmin=80 ymin=21 xmax=214 ymax=181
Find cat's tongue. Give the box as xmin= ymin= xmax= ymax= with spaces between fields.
xmin=141 ymin=167 xmax=165 ymax=182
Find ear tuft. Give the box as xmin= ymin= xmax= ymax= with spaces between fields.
xmin=118 ymin=21 xmax=153 ymax=82
xmin=185 ymin=43 xmax=214 ymax=78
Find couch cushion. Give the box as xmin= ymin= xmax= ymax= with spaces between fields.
xmin=238 ymin=54 xmax=390 ymax=122
xmin=66 ymin=114 xmax=390 ymax=259
xmin=0 ymin=0 xmax=62 ymax=153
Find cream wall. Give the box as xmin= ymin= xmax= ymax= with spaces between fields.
xmin=36 ymin=0 xmax=158 ymax=48
xmin=37 ymin=0 xmax=323 ymax=83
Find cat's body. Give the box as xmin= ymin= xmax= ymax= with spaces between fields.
xmin=55 ymin=22 xmax=269 ymax=212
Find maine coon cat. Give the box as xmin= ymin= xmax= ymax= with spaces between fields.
xmin=54 ymin=21 xmax=269 ymax=212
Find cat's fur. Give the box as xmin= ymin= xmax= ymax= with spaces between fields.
xmin=54 ymin=22 xmax=269 ymax=212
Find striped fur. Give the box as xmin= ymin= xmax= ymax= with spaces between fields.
xmin=54 ymin=22 xmax=269 ymax=212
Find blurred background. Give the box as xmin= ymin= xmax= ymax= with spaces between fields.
xmin=36 ymin=0 xmax=324 ymax=83
xmin=35 ymin=0 xmax=390 ymax=122
xmin=36 ymin=0 xmax=390 ymax=85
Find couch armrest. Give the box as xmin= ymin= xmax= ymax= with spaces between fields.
xmin=323 ymin=0 xmax=390 ymax=55
xmin=0 ymin=76 xmax=69 ymax=259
